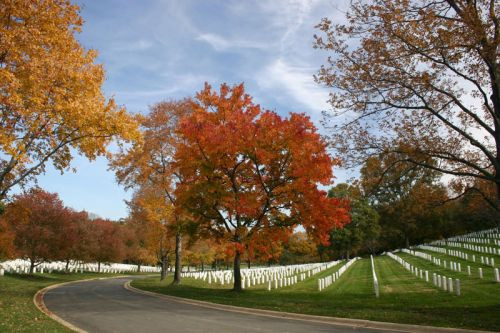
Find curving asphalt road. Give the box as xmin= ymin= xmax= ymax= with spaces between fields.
xmin=43 ymin=277 xmax=400 ymax=333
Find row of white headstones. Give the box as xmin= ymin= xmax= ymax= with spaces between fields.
xmin=433 ymin=240 xmax=499 ymax=256
xmin=387 ymin=251 xmax=462 ymax=296
xmin=445 ymin=228 xmax=500 ymax=246
xmin=0 ymin=259 xmax=160 ymax=276
xmin=317 ymin=257 xmax=359 ymax=292
xmin=401 ymin=248 xmax=500 ymax=282
xmin=183 ymin=260 xmax=341 ymax=290
xmin=417 ymin=245 xmax=496 ymax=267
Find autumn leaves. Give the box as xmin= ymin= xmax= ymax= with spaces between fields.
xmin=112 ymin=83 xmax=350 ymax=290
xmin=0 ymin=0 xmax=139 ymax=198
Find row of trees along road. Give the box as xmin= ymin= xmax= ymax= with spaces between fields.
xmin=1 ymin=188 xmax=127 ymax=274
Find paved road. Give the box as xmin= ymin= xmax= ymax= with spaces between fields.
xmin=43 ymin=277 xmax=398 ymax=333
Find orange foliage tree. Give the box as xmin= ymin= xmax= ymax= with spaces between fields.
xmin=0 ymin=205 xmax=15 ymax=260
xmin=4 ymin=188 xmax=67 ymax=273
xmin=56 ymin=209 xmax=91 ymax=270
xmin=284 ymin=232 xmax=320 ymax=264
xmin=88 ymin=218 xmax=125 ymax=272
xmin=243 ymin=228 xmax=290 ymax=267
xmin=111 ymin=100 xmax=192 ymax=284
xmin=127 ymin=184 xmax=176 ymax=280
xmin=0 ymin=0 xmax=138 ymax=199
xmin=174 ymin=83 xmax=350 ymax=290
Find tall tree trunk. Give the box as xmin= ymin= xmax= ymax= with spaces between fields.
xmin=97 ymin=261 xmax=101 ymax=273
xmin=173 ymin=231 xmax=182 ymax=284
xmin=137 ymin=263 xmax=141 ymax=273
xmin=496 ymin=182 xmax=500 ymax=228
xmin=65 ymin=259 xmax=70 ymax=272
xmin=29 ymin=259 xmax=35 ymax=274
xmin=233 ymin=250 xmax=242 ymax=291
xmin=160 ymin=254 xmax=168 ymax=281
xmin=247 ymin=259 xmax=250 ymax=269
xmin=201 ymin=261 xmax=204 ymax=272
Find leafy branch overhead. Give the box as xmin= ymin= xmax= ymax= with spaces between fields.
xmin=314 ymin=0 xmax=500 ymax=209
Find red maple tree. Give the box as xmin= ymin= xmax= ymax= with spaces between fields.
xmin=174 ymin=83 xmax=350 ymax=290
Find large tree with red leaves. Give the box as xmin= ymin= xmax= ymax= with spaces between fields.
xmin=174 ymin=83 xmax=350 ymax=291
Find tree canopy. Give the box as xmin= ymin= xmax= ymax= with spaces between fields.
xmin=314 ymin=0 xmax=500 ymax=210
xmin=174 ymin=83 xmax=350 ymax=290
xmin=0 ymin=0 xmax=139 ymax=198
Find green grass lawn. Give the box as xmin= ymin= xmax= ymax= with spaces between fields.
xmin=132 ymin=256 xmax=500 ymax=331
xmin=0 ymin=272 xmax=120 ymax=332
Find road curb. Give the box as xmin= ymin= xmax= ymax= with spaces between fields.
xmin=124 ymin=281 xmax=495 ymax=333
xmin=34 ymin=275 xmax=138 ymax=333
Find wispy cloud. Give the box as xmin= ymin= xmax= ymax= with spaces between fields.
xmin=196 ymin=33 xmax=268 ymax=52
xmin=257 ymin=59 xmax=330 ymax=114
xmin=110 ymin=39 xmax=154 ymax=52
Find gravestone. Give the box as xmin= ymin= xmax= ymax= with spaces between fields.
xmin=455 ymin=279 xmax=461 ymax=296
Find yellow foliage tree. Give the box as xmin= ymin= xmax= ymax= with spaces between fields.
xmin=128 ymin=184 xmax=176 ymax=280
xmin=0 ymin=0 xmax=139 ymax=198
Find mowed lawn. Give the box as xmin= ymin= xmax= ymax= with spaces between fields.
xmin=0 ymin=272 xmax=117 ymax=332
xmin=133 ymin=256 xmax=500 ymax=331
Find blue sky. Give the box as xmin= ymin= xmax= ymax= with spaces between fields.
xmin=32 ymin=0 xmax=351 ymax=220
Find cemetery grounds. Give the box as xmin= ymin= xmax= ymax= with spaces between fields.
xmin=132 ymin=229 xmax=500 ymax=332
xmin=0 ymin=228 xmax=498 ymax=332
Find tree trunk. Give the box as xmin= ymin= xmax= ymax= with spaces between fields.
xmin=173 ymin=232 xmax=182 ymax=285
xmin=233 ymin=250 xmax=242 ymax=291
xmin=247 ymin=259 xmax=251 ymax=269
xmin=160 ymin=254 xmax=168 ymax=281
xmin=97 ymin=261 xmax=101 ymax=273
xmin=137 ymin=263 xmax=141 ymax=273
xmin=346 ymin=249 xmax=350 ymax=260
xmin=29 ymin=259 xmax=35 ymax=275
xmin=496 ymin=182 xmax=500 ymax=228
xmin=65 ymin=259 xmax=70 ymax=272
xmin=201 ymin=261 xmax=204 ymax=272
xmin=405 ymin=235 xmax=410 ymax=249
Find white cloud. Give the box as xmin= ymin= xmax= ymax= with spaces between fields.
xmin=257 ymin=0 xmax=320 ymax=52
xmin=106 ymin=40 xmax=154 ymax=52
xmin=196 ymin=33 xmax=268 ymax=52
xmin=257 ymin=59 xmax=330 ymax=114
xmin=116 ymin=73 xmax=212 ymax=99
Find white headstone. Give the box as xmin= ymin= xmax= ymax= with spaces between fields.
xmin=455 ymin=279 xmax=460 ymax=296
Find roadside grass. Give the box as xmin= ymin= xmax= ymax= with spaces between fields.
xmin=132 ymin=256 xmax=500 ymax=331
xmin=0 ymin=272 xmax=128 ymax=332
